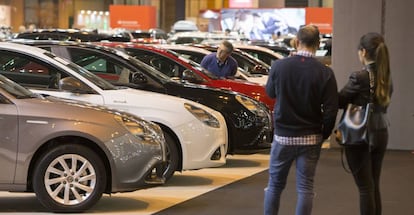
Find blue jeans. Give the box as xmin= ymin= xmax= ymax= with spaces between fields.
xmin=264 ymin=140 xmax=322 ymax=215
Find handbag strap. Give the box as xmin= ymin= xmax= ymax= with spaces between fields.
xmin=368 ymin=69 xmax=374 ymax=103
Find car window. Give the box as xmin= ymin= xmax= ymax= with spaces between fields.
xmin=172 ymin=50 xmax=206 ymax=64
xmin=0 ymin=50 xmax=64 ymax=89
xmin=68 ymin=48 xmax=114 ymax=73
xmin=230 ymin=53 xmax=256 ymax=74
xmin=131 ymin=32 xmax=151 ymax=38
xmin=241 ymin=49 xmax=275 ymax=66
xmin=174 ymin=37 xmax=204 ymax=44
xmin=66 ymin=47 xmax=162 ymax=87
xmin=126 ymin=49 xmax=185 ymax=77
xmin=126 ymin=48 xmax=207 ymax=83
xmin=0 ymin=75 xmax=36 ymax=98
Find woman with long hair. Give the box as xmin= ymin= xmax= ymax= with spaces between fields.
xmin=338 ymin=32 xmax=393 ymax=215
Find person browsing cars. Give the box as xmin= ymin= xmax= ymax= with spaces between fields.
xmin=200 ymin=40 xmax=238 ymax=78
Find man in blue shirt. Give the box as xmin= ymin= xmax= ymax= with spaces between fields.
xmin=200 ymin=40 xmax=238 ymax=78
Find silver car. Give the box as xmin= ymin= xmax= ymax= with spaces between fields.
xmin=0 ymin=75 xmax=166 ymax=212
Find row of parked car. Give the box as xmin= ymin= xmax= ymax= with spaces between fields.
xmin=0 ymin=30 xmax=286 ymax=212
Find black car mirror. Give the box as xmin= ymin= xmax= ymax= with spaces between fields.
xmin=182 ymin=69 xmax=203 ymax=84
xmin=251 ymin=65 xmax=268 ymax=75
xmin=59 ymin=77 xmax=93 ymax=93
xmin=131 ymin=72 xmax=148 ymax=84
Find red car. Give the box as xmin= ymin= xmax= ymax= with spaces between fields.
xmin=96 ymin=42 xmax=275 ymax=110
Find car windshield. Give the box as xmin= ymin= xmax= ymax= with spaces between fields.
xmin=131 ymin=32 xmax=152 ymax=38
xmin=131 ymin=32 xmax=167 ymax=40
xmin=47 ymin=53 xmax=117 ymax=90
xmin=126 ymin=53 xmax=173 ymax=82
xmin=184 ymin=57 xmax=219 ymax=80
xmin=0 ymin=75 xmax=40 ymax=99
xmin=166 ymin=50 xmax=219 ymax=80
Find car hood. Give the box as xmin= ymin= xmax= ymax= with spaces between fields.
xmin=174 ymin=80 xmax=237 ymax=95
xmin=101 ymin=87 xmax=219 ymax=121
xmin=104 ymin=87 xmax=191 ymax=109
xmin=205 ymin=79 xmax=274 ymax=110
xmin=14 ymin=96 xmax=126 ymax=125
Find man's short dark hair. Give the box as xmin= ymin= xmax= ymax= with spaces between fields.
xmin=221 ymin=40 xmax=234 ymax=53
xmin=297 ymin=25 xmax=320 ymax=49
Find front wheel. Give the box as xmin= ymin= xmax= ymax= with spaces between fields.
xmin=162 ymin=132 xmax=180 ymax=181
xmin=32 ymin=144 xmax=106 ymax=212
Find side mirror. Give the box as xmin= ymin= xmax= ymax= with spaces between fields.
xmin=251 ymin=65 xmax=268 ymax=75
xmin=58 ymin=77 xmax=93 ymax=93
xmin=181 ymin=69 xmax=203 ymax=84
xmin=131 ymin=72 xmax=148 ymax=84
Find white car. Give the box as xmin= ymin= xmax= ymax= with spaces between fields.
xmin=158 ymin=44 xmax=269 ymax=85
xmin=0 ymin=42 xmax=228 ymax=180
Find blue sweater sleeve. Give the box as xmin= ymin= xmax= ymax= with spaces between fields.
xmin=265 ymin=61 xmax=277 ymax=99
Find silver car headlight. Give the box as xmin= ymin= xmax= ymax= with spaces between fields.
xmin=184 ymin=103 xmax=220 ymax=128
xmin=114 ymin=115 xmax=164 ymax=143
xmin=235 ymin=94 xmax=267 ymax=117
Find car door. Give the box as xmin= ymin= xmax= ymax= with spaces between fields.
xmin=0 ymin=93 xmax=18 ymax=183
xmin=0 ymin=50 xmax=105 ymax=105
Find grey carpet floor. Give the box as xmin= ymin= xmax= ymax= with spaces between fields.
xmin=154 ymin=149 xmax=414 ymax=215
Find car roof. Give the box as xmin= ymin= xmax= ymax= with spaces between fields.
xmin=168 ymin=31 xmax=249 ymax=44
xmin=232 ymin=44 xmax=285 ymax=59
xmin=14 ymin=29 xmax=131 ymax=42
xmin=0 ymin=41 xmax=50 ymax=54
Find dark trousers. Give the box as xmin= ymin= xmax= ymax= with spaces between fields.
xmin=344 ymin=128 xmax=388 ymax=215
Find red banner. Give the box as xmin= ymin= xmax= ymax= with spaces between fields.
xmin=109 ymin=5 xmax=156 ymax=30
xmin=305 ymin=7 xmax=333 ymax=34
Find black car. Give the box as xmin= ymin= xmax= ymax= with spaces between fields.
xmin=15 ymin=40 xmax=273 ymax=153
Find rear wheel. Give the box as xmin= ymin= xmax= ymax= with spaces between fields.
xmin=32 ymin=144 xmax=106 ymax=212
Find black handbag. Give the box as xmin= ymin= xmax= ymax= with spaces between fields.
xmin=336 ymin=70 xmax=374 ymax=146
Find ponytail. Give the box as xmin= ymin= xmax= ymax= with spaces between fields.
xmin=375 ymin=43 xmax=391 ymax=106
xmin=359 ymin=32 xmax=391 ymax=107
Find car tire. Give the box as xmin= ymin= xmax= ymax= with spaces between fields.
xmin=32 ymin=144 xmax=106 ymax=212
xmin=163 ymin=132 xmax=179 ymax=181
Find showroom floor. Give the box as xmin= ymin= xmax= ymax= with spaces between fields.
xmin=0 ymin=148 xmax=413 ymax=215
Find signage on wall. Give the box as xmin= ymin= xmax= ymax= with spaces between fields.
xmin=305 ymin=8 xmax=332 ymax=34
xmin=209 ymin=7 xmax=332 ymax=40
xmin=229 ymin=0 xmax=254 ymax=8
xmin=221 ymin=8 xmax=306 ymax=40
xmin=109 ymin=5 xmax=156 ymax=30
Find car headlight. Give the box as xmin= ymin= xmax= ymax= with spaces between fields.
xmin=184 ymin=103 xmax=220 ymax=128
xmin=235 ymin=94 xmax=267 ymax=117
xmin=114 ymin=114 xmax=164 ymax=143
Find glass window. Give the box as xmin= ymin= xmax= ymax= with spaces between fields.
xmin=66 ymin=47 xmax=163 ymax=88
xmin=125 ymin=49 xmax=186 ymax=78
xmin=172 ymin=50 xmax=206 ymax=64
xmin=0 ymin=50 xmax=63 ymax=89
